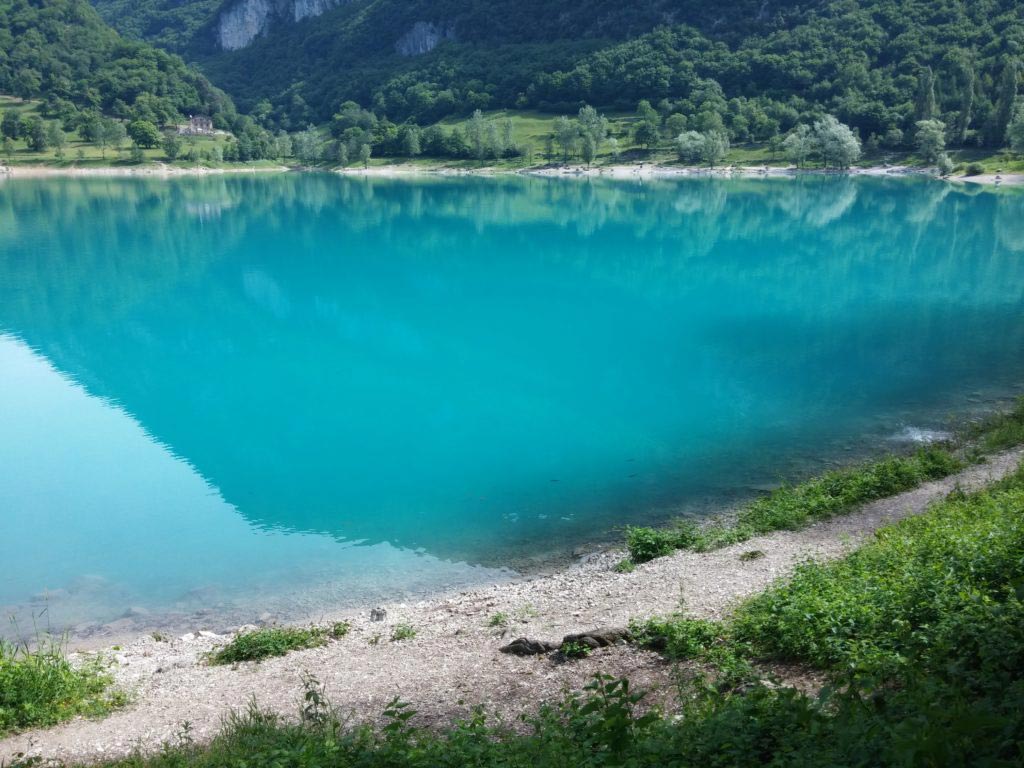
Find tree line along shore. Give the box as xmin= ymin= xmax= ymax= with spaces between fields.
xmin=3 ymin=94 xmax=1024 ymax=178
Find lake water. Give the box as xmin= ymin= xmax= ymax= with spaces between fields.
xmin=2 ymin=173 xmax=1023 ymax=640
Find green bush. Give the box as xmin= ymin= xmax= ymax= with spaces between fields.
xmin=965 ymin=162 xmax=986 ymax=175
xmin=559 ymin=641 xmax=592 ymax=660
xmin=630 ymin=616 xmax=722 ymax=659
xmin=0 ymin=637 xmax=126 ymax=735
xmin=390 ymin=624 xmax=417 ymax=642
xmin=207 ymin=627 xmax=329 ymax=665
xmin=626 ymin=519 xmax=698 ymax=563
xmin=733 ymin=468 xmax=1024 ymax=679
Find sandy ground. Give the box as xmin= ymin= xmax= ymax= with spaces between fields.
xmin=3 ymin=448 xmax=1021 ymax=765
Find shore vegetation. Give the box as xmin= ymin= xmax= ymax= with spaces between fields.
xmin=0 ymin=636 xmax=126 ymax=737
xmin=53 ymin=458 xmax=1024 ymax=767
xmin=624 ymin=398 xmax=1024 ymax=566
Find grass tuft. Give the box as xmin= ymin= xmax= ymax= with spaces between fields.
xmin=487 ymin=612 xmax=510 ymax=629
xmin=0 ymin=636 xmax=126 ymax=736
xmin=207 ymin=627 xmax=330 ymax=665
xmin=969 ymin=396 xmax=1024 ymax=452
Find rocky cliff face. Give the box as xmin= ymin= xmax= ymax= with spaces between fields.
xmin=395 ymin=21 xmax=456 ymax=56
xmin=217 ymin=0 xmax=347 ymax=50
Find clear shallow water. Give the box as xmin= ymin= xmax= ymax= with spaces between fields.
xmin=1 ymin=174 xmax=1023 ymax=639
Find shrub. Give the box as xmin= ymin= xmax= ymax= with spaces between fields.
xmin=207 ymin=627 xmax=328 ymax=665
xmin=630 ymin=616 xmax=722 ymax=659
xmin=390 ymin=624 xmax=417 ymax=642
xmin=965 ymin=161 xmax=986 ymax=175
xmin=0 ymin=637 xmax=126 ymax=735
xmin=626 ymin=519 xmax=698 ymax=563
xmin=559 ymin=641 xmax=592 ymax=659
xmin=732 ymin=468 xmax=1024 ymax=678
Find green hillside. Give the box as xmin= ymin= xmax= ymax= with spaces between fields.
xmin=0 ymin=0 xmax=235 ymax=127
xmin=83 ymin=0 xmax=1024 ymax=152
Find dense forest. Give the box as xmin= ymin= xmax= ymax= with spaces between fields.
xmin=0 ymin=0 xmax=236 ymax=127
xmin=82 ymin=0 xmax=1024 ymax=151
xmin=1 ymin=0 xmax=1022 ymax=164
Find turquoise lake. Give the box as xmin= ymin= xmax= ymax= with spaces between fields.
xmin=1 ymin=173 xmax=1023 ymax=639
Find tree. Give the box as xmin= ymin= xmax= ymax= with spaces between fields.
xmin=951 ymin=57 xmax=975 ymax=146
xmin=633 ymin=119 xmax=659 ymax=150
xmin=674 ymin=130 xmax=704 ymax=163
xmin=782 ymin=125 xmax=814 ymax=167
xmin=162 ymin=132 xmax=182 ymax=161
xmin=577 ymin=105 xmax=608 ymax=147
xmin=333 ymin=141 xmax=349 ymax=165
xmin=936 ymin=153 xmax=954 ymax=176
xmin=607 ymin=137 xmax=620 ymax=161
xmin=467 ymin=109 xmax=487 ymax=160
xmin=1 ymin=110 xmax=20 ymax=140
xmin=100 ymin=119 xmax=126 ymax=158
xmin=581 ymin=134 xmax=597 ymax=166
xmin=914 ymin=119 xmax=946 ymax=164
xmin=2 ymin=136 xmax=13 ymax=160
xmin=813 ymin=116 xmax=861 ymax=169
xmin=636 ymin=100 xmax=660 ymax=126
xmin=330 ymin=101 xmax=377 ymax=138
xmin=664 ymin=113 xmax=687 ymax=139
xmin=128 ymin=120 xmax=161 ymax=148
xmin=633 ymin=99 xmax=661 ymax=149
xmin=914 ymin=66 xmax=936 ymax=121
xmin=554 ymin=115 xmax=577 ymax=161
xmin=485 ymin=121 xmax=503 ymax=158
xmin=358 ymin=142 xmax=372 ymax=168
xmin=292 ymin=126 xmax=323 ymax=164
xmin=701 ymin=130 xmax=729 ymax=167
xmin=46 ymin=121 xmax=66 ymax=159
xmin=24 ymin=116 xmax=47 ymax=152
xmin=275 ymin=132 xmax=293 ymax=159
xmin=987 ymin=59 xmax=1020 ymax=147
xmin=400 ymin=125 xmax=421 ymax=157
xmin=1009 ymin=103 xmax=1024 ymax=155
xmin=78 ymin=111 xmax=102 ymax=144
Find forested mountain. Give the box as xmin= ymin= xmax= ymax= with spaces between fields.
xmin=84 ymin=0 xmax=1023 ymax=149
xmin=0 ymin=0 xmax=235 ymax=125
xmin=3 ymin=0 xmax=1021 ymax=154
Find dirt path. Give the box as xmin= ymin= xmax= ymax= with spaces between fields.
xmin=4 ymin=449 xmax=1021 ymax=764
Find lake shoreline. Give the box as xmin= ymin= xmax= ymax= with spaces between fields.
xmin=4 ymin=160 xmax=1023 ymax=186
xmin=3 ymin=447 xmax=1021 ymax=764
xmin=0 ymin=163 xmax=290 ymax=178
